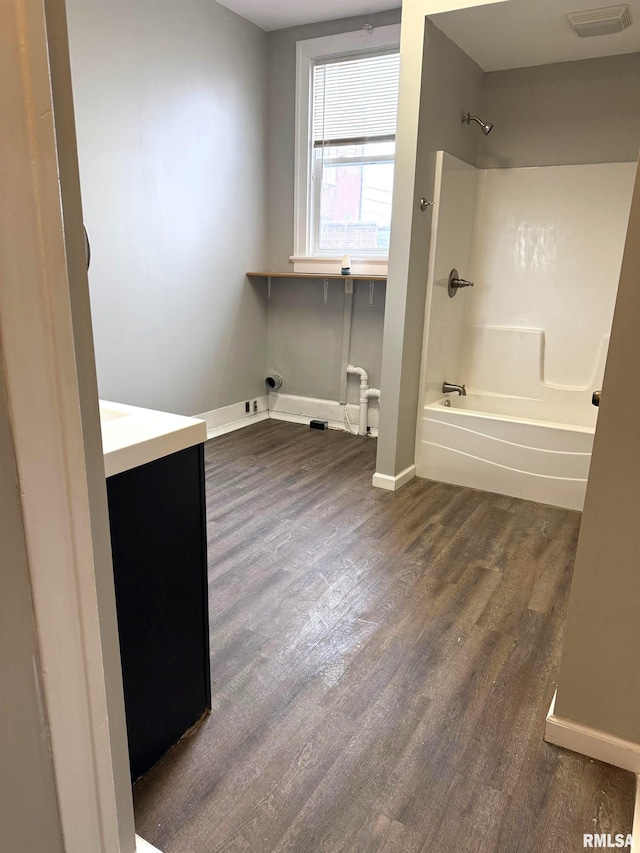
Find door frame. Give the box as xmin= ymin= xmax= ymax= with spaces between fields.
xmin=1 ymin=0 xmax=136 ymax=850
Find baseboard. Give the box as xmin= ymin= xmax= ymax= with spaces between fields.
xmin=545 ymin=692 xmax=640 ymax=773
xmin=195 ymin=393 xmax=380 ymax=439
xmin=267 ymin=392 xmax=379 ymax=436
xmin=372 ymin=464 xmax=416 ymax=491
xmin=136 ymin=835 xmax=163 ymax=853
xmin=195 ymin=396 xmax=269 ymax=440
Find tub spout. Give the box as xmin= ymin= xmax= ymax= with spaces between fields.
xmin=443 ymin=382 xmax=466 ymax=396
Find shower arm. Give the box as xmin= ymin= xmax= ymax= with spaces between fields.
xmin=462 ymin=113 xmax=493 ymax=135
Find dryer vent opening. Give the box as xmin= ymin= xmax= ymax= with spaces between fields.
xmin=265 ymin=374 xmax=283 ymax=391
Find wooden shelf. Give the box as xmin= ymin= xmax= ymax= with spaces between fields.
xmin=247 ymin=271 xmax=387 ymax=281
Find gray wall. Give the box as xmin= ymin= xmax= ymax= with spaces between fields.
xmin=420 ymin=20 xmax=486 ymax=167
xmin=554 ymin=155 xmax=640 ymax=743
xmin=377 ymin=18 xmax=485 ymax=476
xmin=264 ymin=11 xmax=400 ymax=404
xmin=0 ymin=366 xmax=64 ymax=853
xmin=66 ymin=0 xmax=268 ymax=417
xmin=477 ymin=53 xmax=640 ymax=169
xmin=266 ymin=279 xmax=386 ymax=402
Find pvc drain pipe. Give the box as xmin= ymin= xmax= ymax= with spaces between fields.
xmin=347 ymin=364 xmax=380 ymax=435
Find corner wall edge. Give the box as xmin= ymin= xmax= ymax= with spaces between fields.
xmin=372 ymin=464 xmax=416 ymax=491
xmin=545 ymin=691 xmax=640 ymax=773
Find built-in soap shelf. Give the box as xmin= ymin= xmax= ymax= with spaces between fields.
xmin=461 ymin=326 xmax=609 ymax=396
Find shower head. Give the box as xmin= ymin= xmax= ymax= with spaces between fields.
xmin=462 ymin=113 xmax=494 ymax=135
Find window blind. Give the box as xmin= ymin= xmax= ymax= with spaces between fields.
xmin=313 ymin=51 xmax=400 ymax=148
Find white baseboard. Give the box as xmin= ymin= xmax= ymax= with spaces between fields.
xmin=545 ymin=692 xmax=640 ymax=773
xmin=136 ymin=835 xmax=163 ymax=853
xmin=195 ymin=392 xmax=382 ymax=440
xmin=195 ymin=396 xmax=269 ymax=440
xmin=268 ymin=392 xmax=379 ymax=436
xmin=372 ymin=464 xmax=416 ymax=491
xmin=268 ymin=409 xmax=349 ymax=431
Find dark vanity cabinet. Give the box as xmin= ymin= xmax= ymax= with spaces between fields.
xmin=106 ymin=443 xmax=211 ymax=781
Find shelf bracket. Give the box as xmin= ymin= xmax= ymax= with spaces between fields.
xmin=369 ymin=280 xmax=375 ymax=307
xmin=267 ymin=276 xmax=272 ymax=300
xmin=323 ymin=278 xmax=329 ymax=304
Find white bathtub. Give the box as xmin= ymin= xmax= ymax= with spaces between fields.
xmin=417 ymin=393 xmax=596 ymax=510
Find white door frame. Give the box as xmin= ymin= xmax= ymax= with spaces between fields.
xmin=1 ymin=0 xmax=136 ymax=850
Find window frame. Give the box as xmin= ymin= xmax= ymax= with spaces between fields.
xmin=293 ymin=25 xmax=401 ymax=273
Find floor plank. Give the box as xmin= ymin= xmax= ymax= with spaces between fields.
xmin=134 ymin=421 xmax=635 ymax=853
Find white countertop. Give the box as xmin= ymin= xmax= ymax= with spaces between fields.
xmin=100 ymin=400 xmax=207 ymax=478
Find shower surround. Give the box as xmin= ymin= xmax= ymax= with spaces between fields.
xmin=416 ymin=152 xmax=636 ymax=510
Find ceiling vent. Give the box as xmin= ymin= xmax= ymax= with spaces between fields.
xmin=567 ymin=4 xmax=633 ymax=37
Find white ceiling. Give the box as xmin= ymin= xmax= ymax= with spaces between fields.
xmin=215 ymin=0 xmax=400 ymax=32
xmin=432 ymin=0 xmax=640 ymax=71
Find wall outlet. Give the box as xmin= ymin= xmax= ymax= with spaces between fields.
xmin=253 ymin=400 xmax=258 ymax=413
xmin=245 ymin=401 xmax=250 ymax=413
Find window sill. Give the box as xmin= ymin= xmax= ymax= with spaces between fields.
xmin=290 ymin=256 xmax=388 ymax=276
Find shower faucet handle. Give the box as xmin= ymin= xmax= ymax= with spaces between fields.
xmin=448 ymin=269 xmax=474 ymax=297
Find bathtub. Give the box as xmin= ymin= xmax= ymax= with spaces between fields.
xmin=417 ymin=392 xmax=597 ymax=510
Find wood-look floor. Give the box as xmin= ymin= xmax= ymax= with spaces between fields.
xmin=134 ymin=421 xmax=634 ymax=853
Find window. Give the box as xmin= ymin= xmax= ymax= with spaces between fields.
xmin=294 ymin=26 xmax=401 ymax=274
xmin=313 ymin=52 xmax=399 ymax=256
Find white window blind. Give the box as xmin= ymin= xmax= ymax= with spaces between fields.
xmin=313 ymin=51 xmax=400 ymax=148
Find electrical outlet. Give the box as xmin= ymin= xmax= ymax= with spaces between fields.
xmin=253 ymin=400 xmax=258 ymax=413
xmin=245 ymin=401 xmax=250 ymax=413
